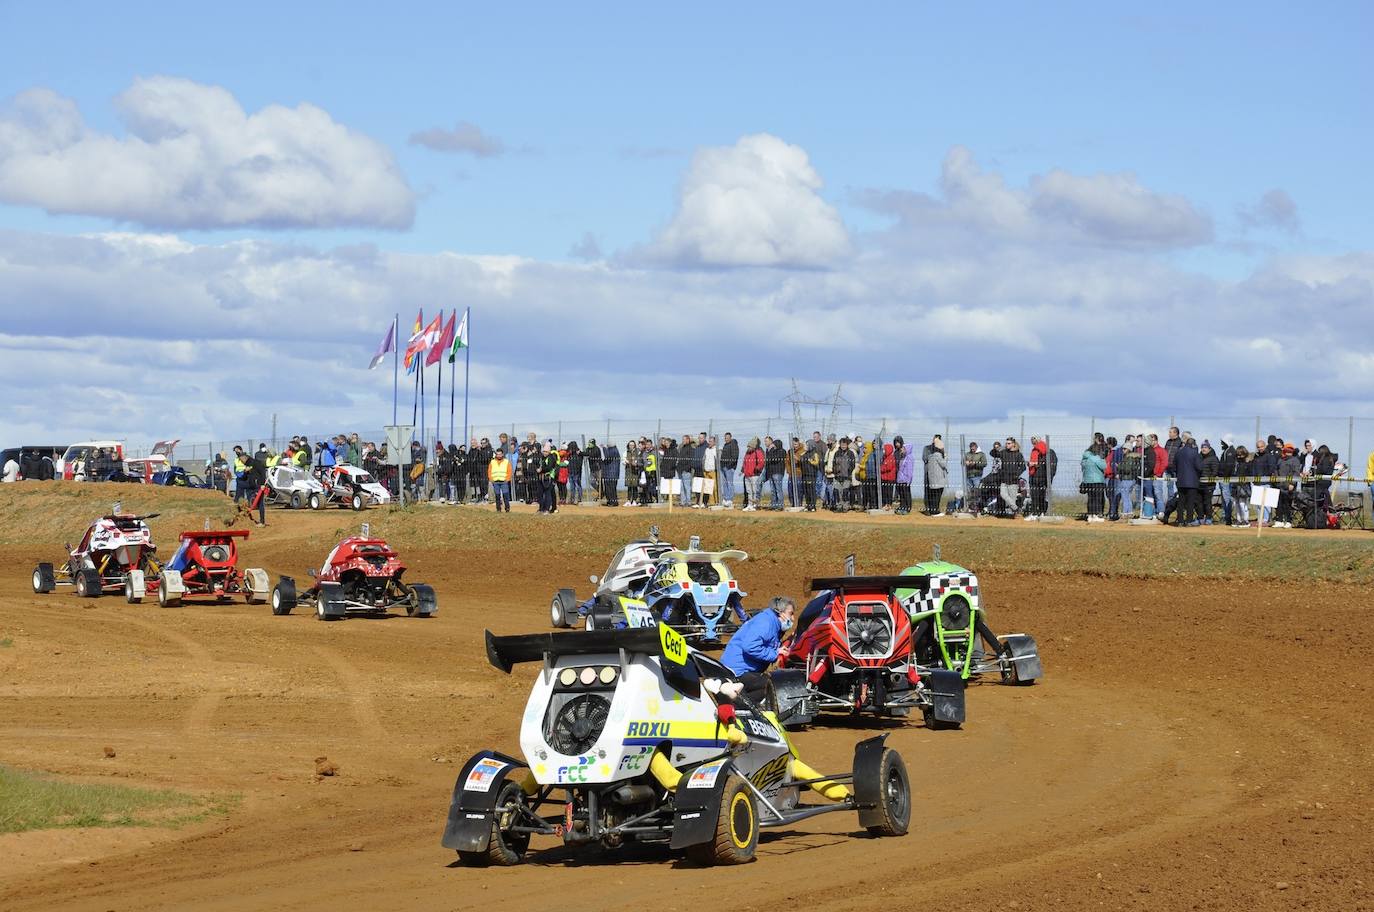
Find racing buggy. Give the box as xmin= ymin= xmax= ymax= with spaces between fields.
xmin=269 ymin=534 xmax=435 ymax=621
xmin=260 ymin=463 xmax=325 ymax=510
xmin=320 ymin=464 xmax=391 ymax=510
xmin=442 ymin=625 xmax=910 ymax=867
xmin=772 ymin=576 xmax=966 ymax=730
xmin=639 ymin=544 xmax=750 ymax=645
xmin=549 ymin=532 xmax=675 ymax=629
xmin=147 ymin=529 xmax=270 ymax=607
xmin=32 ymin=509 xmax=162 ymax=600
xmin=895 ymin=562 xmax=1042 ymax=685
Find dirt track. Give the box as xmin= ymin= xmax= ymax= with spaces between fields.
xmin=1 ymin=497 xmax=1372 ymax=911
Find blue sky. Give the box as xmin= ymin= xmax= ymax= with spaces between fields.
xmin=0 ymin=2 xmax=1371 ymax=444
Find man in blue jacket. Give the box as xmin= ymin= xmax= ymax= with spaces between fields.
xmin=721 ymin=596 xmax=795 ymax=676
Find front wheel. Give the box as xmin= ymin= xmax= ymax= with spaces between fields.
xmin=864 ymin=747 xmax=911 ymax=837
xmin=271 ymin=580 xmax=296 ymax=616
xmin=157 ymin=579 xmax=180 ymax=608
xmin=308 ymin=492 xmax=321 ymax=510
xmin=350 ymin=492 xmax=364 ymax=511
xmin=550 ymin=589 xmax=576 ymax=628
xmin=685 ymin=774 xmax=757 ymax=866
xmin=124 ymin=574 xmax=143 ymax=604
xmin=456 ymin=780 xmax=530 ymax=866
xmin=290 ymin=491 xmax=304 ymax=509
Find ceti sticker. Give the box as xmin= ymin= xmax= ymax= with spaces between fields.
xmin=686 ymin=760 xmax=727 ymax=790
xmin=464 ymin=757 xmax=508 ymax=793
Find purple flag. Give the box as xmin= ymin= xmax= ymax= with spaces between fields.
xmin=367 ymin=319 xmax=395 ymax=370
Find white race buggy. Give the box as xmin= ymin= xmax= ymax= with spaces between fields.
xmin=549 ymin=532 xmax=676 ymax=629
xmin=261 ymin=464 xmax=326 ymax=510
xmin=442 ymin=625 xmax=910 ymax=867
xmin=321 ymin=464 xmax=391 ymax=510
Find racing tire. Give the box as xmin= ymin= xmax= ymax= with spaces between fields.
xmin=32 ymin=563 xmax=55 ymax=594
xmin=271 ymin=580 xmax=296 ymax=616
xmin=583 ymin=609 xmax=596 ymax=631
xmin=456 ymin=780 xmax=530 ymax=867
xmin=921 ymin=707 xmax=960 ymax=731
xmin=350 ymin=492 xmax=364 ymax=511
xmin=863 ymin=747 xmax=911 ymax=838
xmin=308 ymin=493 xmax=322 ymax=510
xmin=407 ymin=583 xmax=437 ymax=618
xmin=157 ymin=579 xmax=180 ymax=608
xmin=75 ymin=568 xmax=102 ymax=599
xmin=124 ymin=574 xmax=143 ymax=604
xmin=685 ymin=775 xmax=757 ymax=866
xmin=290 ymin=491 xmax=304 ymax=509
xmin=550 ymin=589 xmax=576 ymax=628
xmin=588 ymin=597 xmax=615 ymax=632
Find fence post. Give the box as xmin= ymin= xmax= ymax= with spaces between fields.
xmin=708 ymin=418 xmax=713 ymax=437
xmin=1090 ymin=416 xmax=1095 ymax=438
xmin=1044 ymin=434 xmax=1053 ymax=517
xmin=958 ymin=433 xmax=968 ymax=512
xmin=1019 ymin=415 xmax=1025 ymax=443
xmin=656 ymin=419 xmax=662 ymax=444
xmin=557 ymin=421 xmax=562 ymax=443
xmin=1254 ymin=416 xmax=1260 ymax=445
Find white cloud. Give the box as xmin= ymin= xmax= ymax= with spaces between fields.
xmin=0 ymin=77 xmax=415 ymax=230
xmin=408 ymin=121 xmax=505 ymax=158
xmin=1238 ymin=188 xmax=1299 ymax=232
xmin=640 ymin=133 xmax=850 ymax=268
xmin=860 ymin=146 xmax=1212 ymax=249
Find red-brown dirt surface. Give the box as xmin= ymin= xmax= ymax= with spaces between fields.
xmin=1 ymin=487 xmax=1371 ymax=911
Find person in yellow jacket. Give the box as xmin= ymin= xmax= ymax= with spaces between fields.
xmin=488 ymin=447 xmax=513 ymax=513
xmin=1366 ymin=448 xmax=1374 ymax=509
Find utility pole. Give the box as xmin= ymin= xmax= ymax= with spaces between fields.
xmin=271 ymin=413 xmax=277 ymax=451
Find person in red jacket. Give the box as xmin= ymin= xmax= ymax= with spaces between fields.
xmin=1027 ymin=436 xmax=1049 ymax=516
xmin=879 ymin=443 xmax=897 ymax=508
xmin=1146 ymin=433 xmax=1168 ymax=520
xmin=741 ymin=437 xmax=765 ymax=511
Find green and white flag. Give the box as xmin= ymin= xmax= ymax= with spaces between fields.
xmin=447 ymin=308 xmax=469 ymax=362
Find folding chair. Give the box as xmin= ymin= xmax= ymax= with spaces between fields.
xmin=1333 ymin=491 xmax=1365 ymax=530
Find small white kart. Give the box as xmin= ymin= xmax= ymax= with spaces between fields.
xmin=321 ymin=464 xmax=391 ymax=510
xmin=261 ymin=464 xmax=326 ymax=510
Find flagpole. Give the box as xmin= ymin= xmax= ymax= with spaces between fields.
xmin=420 ymin=347 xmax=427 ymax=456
xmin=391 ymin=314 xmax=398 ymax=425
xmin=463 ymin=307 xmax=471 ymax=447
xmin=435 ymin=325 xmax=443 ymax=445
xmin=448 ymin=348 xmax=455 ymax=444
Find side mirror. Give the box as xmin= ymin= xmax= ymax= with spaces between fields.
xmin=307 ymin=568 xmax=317 ymax=579
xmin=589 ymin=574 xmax=599 ymax=585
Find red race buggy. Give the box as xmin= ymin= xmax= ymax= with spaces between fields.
xmin=148 ymin=529 xmax=270 ymax=607
xmin=269 ymin=535 xmax=436 ymax=621
xmin=771 ymin=576 xmax=966 ymax=729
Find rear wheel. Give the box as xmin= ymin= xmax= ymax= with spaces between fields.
xmin=157 ymin=579 xmax=180 ymax=608
xmin=456 ymin=780 xmax=530 ymax=866
xmin=864 ymin=748 xmax=911 ymax=837
xmin=350 ymin=492 xmax=364 ymax=511
xmin=308 ymin=492 xmax=322 ymax=510
xmin=290 ymin=491 xmax=304 ymax=509
xmin=685 ymin=775 xmax=757 ymax=866
xmin=124 ymin=574 xmax=143 ymax=604
xmin=922 ymin=707 xmax=960 ymax=731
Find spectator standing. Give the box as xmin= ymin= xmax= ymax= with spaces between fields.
xmin=719 ymin=432 xmax=739 ymax=509
xmin=434 ymin=441 xmax=452 ymax=502
xmin=742 ymin=437 xmax=764 ymax=511
xmin=1197 ymin=441 xmax=1220 ymax=524
xmin=231 ymin=446 xmax=249 ymax=501
xmin=765 ymin=436 xmax=787 ymax=510
xmin=1274 ymin=444 xmax=1301 ymax=528
xmin=1217 ymin=440 xmax=1238 ymax=525
xmin=830 ymin=437 xmax=856 ymax=512
xmin=451 ymin=444 xmax=468 ymax=503
xmin=1027 ymin=436 xmax=1050 ymax=516
xmin=249 ymin=446 xmax=269 ymax=525
xmin=1312 ymin=444 xmax=1337 ymax=527
xmin=1231 ymin=446 xmax=1252 ymax=527
xmin=799 ymin=437 xmax=822 ymax=511
xmin=601 ymin=440 xmax=621 ymax=506
xmin=625 ymin=441 xmax=642 ymax=507
xmin=878 ymin=442 xmax=897 ymax=508
xmin=1366 ymin=447 xmax=1374 ymax=513
xmin=586 ymin=440 xmax=603 ymax=504
xmin=209 ymin=453 xmax=230 ymax=494
xmin=1173 ymin=437 xmax=1202 ymax=526
xmin=2 ymin=453 xmax=18 ymax=483
xmin=487 ymin=447 xmax=512 ymax=512
xmin=699 ymin=435 xmax=718 ymax=508
xmin=785 ymin=438 xmax=805 ymax=507
xmin=921 ymin=436 xmax=939 ymax=514
xmin=640 ymin=439 xmax=657 ymax=506
xmin=408 ymin=440 xmax=426 ymax=501
xmin=1252 ymin=437 xmax=1278 ymax=526
xmin=677 ymin=435 xmax=696 ymax=508
xmin=1081 ymin=442 xmax=1107 ymax=522
xmin=861 ymin=437 xmax=882 ymax=510
xmin=963 ymin=443 xmax=986 ymax=512
xmin=1114 ymin=436 xmax=1141 ymax=521
xmin=566 ymin=442 xmax=584 ymax=505
xmin=998 ymin=438 xmax=1026 ymax=517
xmin=921 ymin=437 xmax=944 ymax=515
xmin=1163 ymin=426 xmax=1182 ymax=507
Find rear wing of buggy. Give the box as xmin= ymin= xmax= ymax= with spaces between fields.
xmin=485 ymin=627 xmax=665 ymax=673
xmin=809 ymin=575 xmax=925 ymax=593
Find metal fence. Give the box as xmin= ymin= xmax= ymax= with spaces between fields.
xmin=125 ymin=414 xmax=1374 ymax=519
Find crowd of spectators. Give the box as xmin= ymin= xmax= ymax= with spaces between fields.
xmin=1080 ymin=426 xmax=1351 ymax=529
xmin=11 ymin=423 xmax=1364 ymax=532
